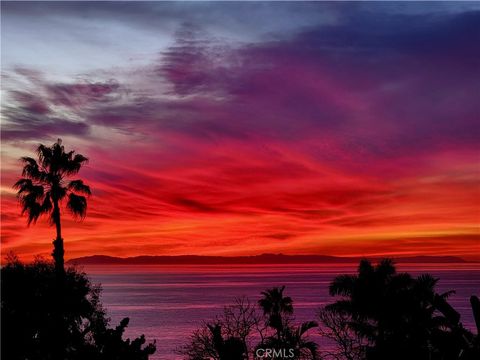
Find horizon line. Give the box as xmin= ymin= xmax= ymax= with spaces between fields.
xmin=66 ymin=253 xmax=478 ymax=265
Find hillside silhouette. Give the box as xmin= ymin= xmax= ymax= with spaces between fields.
xmin=67 ymin=253 xmax=467 ymax=265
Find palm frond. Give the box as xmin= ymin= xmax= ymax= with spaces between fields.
xmin=375 ymin=258 xmax=396 ymax=277
xmin=329 ymin=274 xmax=357 ymax=296
xmin=15 ymin=180 xmax=44 ymax=199
xmin=66 ymin=150 xmax=75 ymax=161
xmin=258 ymin=298 xmax=273 ymax=314
xmin=19 ymin=195 xmax=44 ymax=225
xmin=326 ymin=300 xmax=353 ymax=315
xmin=298 ymin=321 xmax=318 ymax=336
xmin=64 ymin=154 xmax=89 ymax=175
xmin=67 ymin=193 xmax=87 ymax=219
xmin=42 ymin=192 xmax=52 ymax=212
xmin=439 ymin=290 xmax=456 ymax=299
xmin=26 ymin=203 xmax=43 ymax=225
xmin=282 ymin=296 xmax=294 ymax=314
xmin=14 ymin=178 xmax=33 ymax=192
xmin=51 ymin=139 xmax=64 ymax=163
xmin=73 ymin=154 xmax=88 ymax=164
xmin=20 ymin=157 xmax=46 ymax=181
xmin=299 ymin=340 xmax=318 ymax=359
xmin=358 ymin=259 xmax=374 ymax=278
xmin=37 ymin=144 xmax=53 ymax=169
xmin=348 ymin=320 xmax=377 ymax=340
xmin=389 ymin=273 xmax=413 ymax=289
xmin=67 ymin=180 xmax=91 ymax=195
xmin=416 ymin=274 xmax=439 ymax=289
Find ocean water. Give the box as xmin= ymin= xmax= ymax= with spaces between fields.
xmin=84 ymin=263 xmax=480 ymax=360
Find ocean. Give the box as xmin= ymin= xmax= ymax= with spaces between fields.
xmin=85 ymin=263 xmax=480 ymax=360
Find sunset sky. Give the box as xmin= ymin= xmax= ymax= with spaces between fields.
xmin=1 ymin=2 xmax=479 ymax=261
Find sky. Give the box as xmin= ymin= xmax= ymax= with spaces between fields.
xmin=1 ymin=2 xmax=479 ymax=261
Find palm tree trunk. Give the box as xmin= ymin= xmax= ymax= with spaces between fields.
xmin=52 ymin=198 xmax=65 ymax=360
xmin=52 ymin=199 xmax=65 ymax=276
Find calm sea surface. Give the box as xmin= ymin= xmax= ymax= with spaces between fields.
xmin=84 ymin=263 xmax=480 ymax=360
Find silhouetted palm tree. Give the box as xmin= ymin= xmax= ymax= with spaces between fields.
xmin=327 ymin=259 xmax=461 ymax=359
xmin=14 ymin=139 xmax=90 ymax=276
xmin=286 ymin=321 xmax=319 ymax=359
xmin=14 ymin=139 xmax=90 ymax=360
xmin=259 ymin=286 xmax=294 ymax=340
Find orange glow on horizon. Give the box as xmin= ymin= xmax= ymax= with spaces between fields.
xmin=2 ymin=143 xmax=479 ymax=262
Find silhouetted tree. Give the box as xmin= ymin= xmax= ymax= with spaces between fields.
xmin=180 ymin=288 xmax=317 ymax=360
xmin=222 ymin=297 xmax=266 ymax=355
xmin=280 ymin=321 xmax=319 ymax=360
xmin=257 ymin=286 xmax=318 ymax=360
xmin=14 ymin=139 xmax=91 ymax=359
xmin=258 ymin=286 xmax=294 ymax=340
xmin=181 ymin=265 xmax=478 ymax=360
xmin=14 ymin=139 xmax=90 ymax=276
xmin=317 ymin=307 xmax=366 ymax=360
xmin=178 ymin=297 xmax=261 ymax=360
xmin=1 ymin=256 xmax=156 ymax=360
xmin=255 ymin=320 xmax=318 ymax=360
xmin=431 ymin=293 xmax=480 ymax=359
xmin=208 ymin=324 xmax=246 ymax=360
xmin=322 ymin=259 xmax=479 ymax=360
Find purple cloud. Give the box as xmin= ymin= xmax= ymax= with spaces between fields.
xmin=46 ymin=81 xmax=120 ymax=107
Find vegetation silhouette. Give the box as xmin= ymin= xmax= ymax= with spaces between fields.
xmin=14 ymin=138 xmax=90 ymax=276
xmin=180 ymin=260 xmax=479 ymax=360
xmin=14 ymin=139 xmax=91 ymax=359
xmin=7 ymin=139 xmax=156 ymax=359
xmin=178 ymin=297 xmax=262 ymax=360
xmin=318 ymin=259 xmax=480 ymax=360
xmin=208 ymin=323 xmax=246 ymax=360
xmin=258 ymin=286 xmax=318 ymax=359
xmin=258 ymin=286 xmax=294 ymax=340
xmin=1 ymin=255 xmax=156 ymax=360
xmin=178 ymin=288 xmax=318 ymax=360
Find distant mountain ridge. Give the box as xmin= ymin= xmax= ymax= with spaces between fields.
xmin=67 ymin=253 xmax=467 ymax=265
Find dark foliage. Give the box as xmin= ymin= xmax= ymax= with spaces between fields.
xmin=13 ymin=139 xmax=92 ymax=359
xmin=179 ymin=289 xmax=318 ymax=360
xmin=1 ymin=256 xmax=156 ymax=360
xmin=319 ymin=259 xmax=480 ymax=360
xmin=208 ymin=323 xmax=246 ymax=360
xmin=181 ymin=260 xmax=479 ymax=360
xmin=177 ymin=297 xmax=262 ymax=360
xmin=257 ymin=286 xmax=318 ymax=359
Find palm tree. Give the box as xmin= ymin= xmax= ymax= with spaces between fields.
xmin=14 ymin=139 xmax=90 ymax=276
xmin=328 ymin=258 xmax=397 ymax=343
xmin=258 ymin=286 xmax=294 ymax=340
xmin=326 ymin=259 xmax=460 ymax=360
xmin=286 ymin=321 xmax=319 ymax=359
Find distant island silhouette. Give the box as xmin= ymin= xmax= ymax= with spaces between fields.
xmin=67 ymin=253 xmax=468 ymax=265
